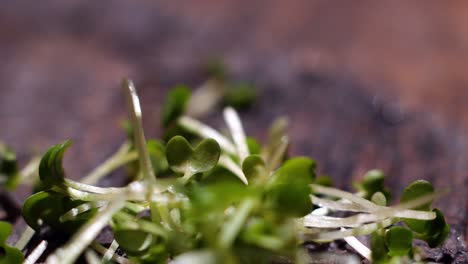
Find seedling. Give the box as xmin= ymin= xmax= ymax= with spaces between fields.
xmin=0 ymin=74 xmax=450 ymax=264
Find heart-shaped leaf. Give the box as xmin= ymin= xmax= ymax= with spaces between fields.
xmin=166 ymin=136 xmax=220 ymax=183
xmin=401 ymin=180 xmax=434 ymax=233
xmin=162 ymin=85 xmax=191 ymax=127
xmin=265 ymin=157 xmax=316 ymax=217
xmin=0 ymin=221 xmax=24 ymax=264
xmin=385 ymin=226 xmax=413 ymax=257
xmin=38 ymin=140 xmax=72 ymax=188
xmin=0 ymin=143 xmax=19 ymax=190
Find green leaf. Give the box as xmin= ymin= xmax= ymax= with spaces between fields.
xmin=315 ymin=175 xmax=333 ymax=187
xmin=370 ymin=231 xmax=389 ymax=263
xmin=242 ymin=155 xmax=266 ymax=183
xmin=0 ymin=221 xmax=24 ymax=264
xmin=355 ymin=169 xmax=390 ymax=201
xmin=0 ymin=143 xmax=19 ymax=190
xmin=246 ymin=137 xmax=261 ymax=155
xmin=114 ymin=229 xmax=155 ymax=256
xmin=265 ymin=157 xmax=316 ymax=217
xmin=166 ymin=136 xmax=221 ymax=175
xmin=401 ymin=180 xmax=434 ymax=233
xmin=22 ymin=191 xmax=88 ymax=232
xmin=371 ymin=192 xmax=387 ymax=206
xmin=147 ymin=140 xmax=169 ymax=176
xmin=223 ymin=83 xmax=257 ymax=110
xmin=385 ymin=226 xmax=413 ymax=257
xmin=38 ymin=140 xmax=72 ymax=188
xmin=421 ymin=208 xmax=450 ymax=248
xmin=162 ymin=86 xmax=191 ymax=127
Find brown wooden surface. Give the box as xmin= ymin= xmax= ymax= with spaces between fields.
xmin=0 ymin=1 xmax=466 ymax=262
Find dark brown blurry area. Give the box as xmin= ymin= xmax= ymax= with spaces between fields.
xmin=0 ymin=0 xmax=466 ymax=260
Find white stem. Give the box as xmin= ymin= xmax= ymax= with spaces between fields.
xmin=81 ymin=144 xmax=137 ymax=184
xmin=310 ymin=195 xmax=369 ymax=212
xmin=14 ymin=225 xmax=35 ymax=250
xmin=60 ymin=201 xmax=108 ymax=222
xmin=310 ymin=184 xmax=381 ymax=211
xmin=45 ymin=198 xmax=126 ymax=264
xmin=178 ymin=116 xmax=237 ymax=155
xmin=92 ymin=242 xmax=132 ymax=264
xmin=84 ymin=250 xmax=101 ymax=264
xmin=187 ymin=79 xmax=225 ymax=117
xmin=223 ymin=107 xmax=249 ymax=161
xmin=123 ymin=79 xmax=157 ymax=185
xmin=219 ymin=198 xmax=256 ymax=248
xmin=102 ymin=240 xmax=120 ymax=263
xmin=267 ymin=136 xmax=289 ymax=171
xmin=305 ymin=218 xmax=395 ymax=241
xmin=18 ymin=157 xmax=41 ymax=183
xmin=341 ymin=232 xmax=371 ymax=261
xmin=24 ymin=240 xmax=48 ymax=264
xmin=218 ymin=155 xmax=248 ymax=185
xmin=65 ymin=179 xmax=130 ymax=194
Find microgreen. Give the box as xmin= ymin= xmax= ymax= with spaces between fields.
xmin=166 ymin=136 xmax=221 ymax=184
xmin=2 ymin=75 xmax=450 ymax=264
xmin=161 ymin=85 xmax=191 ymax=127
xmin=0 ymin=143 xmax=20 ymax=190
xmin=0 ymin=221 xmax=24 ymax=264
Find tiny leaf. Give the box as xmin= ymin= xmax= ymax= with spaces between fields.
xmin=356 ymin=169 xmax=390 ymax=201
xmin=0 ymin=143 xmax=19 ymax=190
xmin=385 ymin=226 xmax=413 ymax=257
xmin=421 ymin=208 xmax=450 ymax=248
xmin=38 ymin=140 xmax=72 ymax=188
xmin=401 ymin=180 xmax=434 ymax=233
xmin=0 ymin=221 xmax=24 ymax=264
xmin=266 ymin=157 xmax=316 ymax=217
xmin=223 ymin=83 xmax=257 ymax=110
xmin=162 ymin=86 xmax=191 ymax=127
xmin=166 ymin=136 xmax=221 ymax=175
xmin=242 ymin=155 xmax=266 ymax=183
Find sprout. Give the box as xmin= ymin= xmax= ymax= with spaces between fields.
xmin=166 ymin=136 xmax=221 ymax=184
xmin=0 ymin=221 xmax=24 ymax=264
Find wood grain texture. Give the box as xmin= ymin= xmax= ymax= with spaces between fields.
xmin=0 ymin=1 xmax=466 ymax=262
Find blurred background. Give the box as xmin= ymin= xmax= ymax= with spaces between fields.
xmin=0 ymin=0 xmax=466 ymax=260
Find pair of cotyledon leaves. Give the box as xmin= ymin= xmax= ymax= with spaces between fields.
xmin=371 ymin=180 xmax=449 ymax=263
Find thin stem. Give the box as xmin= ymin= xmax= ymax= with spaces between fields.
xmin=14 ymin=225 xmax=35 ymax=250
xmin=223 ymin=107 xmax=249 ymax=161
xmin=65 ymin=179 xmax=130 ymax=194
xmin=123 ymin=79 xmax=157 ymax=185
xmin=266 ymin=136 xmax=289 ymax=172
xmin=178 ymin=116 xmax=237 ymax=155
xmin=187 ymin=79 xmax=225 ymax=117
xmin=91 ymin=242 xmax=132 ymax=264
xmin=180 ymin=170 xmax=194 ymax=184
xmin=24 ymin=240 xmax=48 ymax=264
xmin=342 ymin=233 xmax=371 ymax=261
xmin=102 ymin=240 xmax=119 ymax=263
xmin=218 ymin=155 xmax=248 ymax=184
xmin=310 ymin=184 xmax=381 ymax=211
xmin=45 ymin=198 xmax=126 ymax=264
xmin=85 ymin=250 xmax=101 ymax=264
xmin=219 ymin=198 xmax=256 ymax=248
xmin=18 ymin=156 xmax=41 ymax=183
xmin=81 ymin=144 xmax=137 ymax=185
xmin=303 ymin=218 xmax=396 ymax=242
